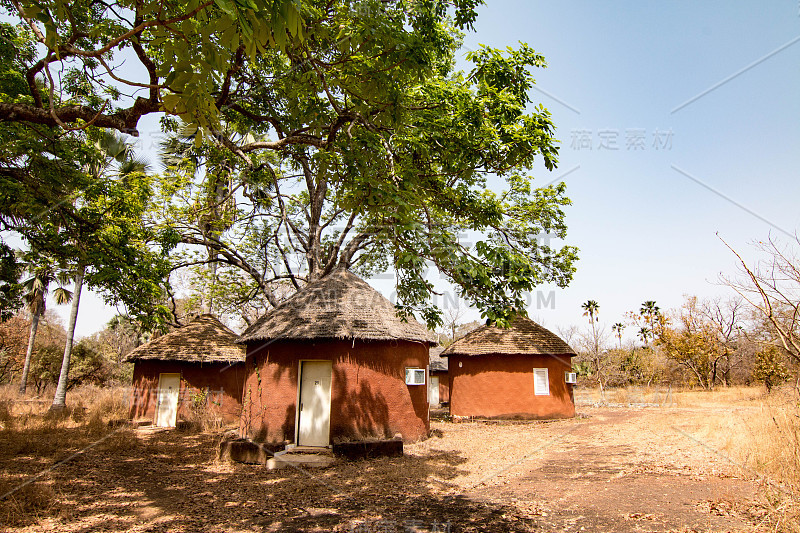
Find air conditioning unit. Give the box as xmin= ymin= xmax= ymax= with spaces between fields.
xmin=405 ymin=368 xmax=426 ymax=385
xmin=565 ymin=372 xmax=578 ymax=384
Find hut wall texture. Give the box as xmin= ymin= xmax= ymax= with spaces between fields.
xmin=448 ymin=353 xmax=575 ymax=419
xmin=129 ymin=360 xmax=246 ymax=424
xmin=430 ymin=370 xmax=450 ymax=404
xmin=240 ymin=339 xmax=430 ymax=444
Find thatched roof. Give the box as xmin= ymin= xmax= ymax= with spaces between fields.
xmin=125 ymin=315 xmax=245 ymax=364
xmin=441 ymin=316 xmax=575 ymax=357
xmin=238 ymin=269 xmax=435 ymax=345
xmin=429 ymin=346 xmax=447 ymax=372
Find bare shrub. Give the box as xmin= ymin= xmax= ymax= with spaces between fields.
xmin=179 ymin=388 xmax=226 ymax=433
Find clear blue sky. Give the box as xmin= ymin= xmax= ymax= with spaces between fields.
xmin=450 ymin=0 xmax=800 ymax=340
xmin=54 ymin=1 xmax=800 ymax=340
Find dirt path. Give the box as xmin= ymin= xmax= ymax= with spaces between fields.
xmin=1 ymin=407 xmax=768 ymax=532
xmin=444 ymin=409 xmax=764 ymax=532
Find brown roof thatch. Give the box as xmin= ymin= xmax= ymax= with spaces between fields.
xmin=238 ymin=269 xmax=435 ymax=345
xmin=440 ymin=316 xmax=575 ymax=357
xmin=125 ymin=315 xmax=245 ymax=364
xmin=429 ymin=346 xmax=447 ymax=372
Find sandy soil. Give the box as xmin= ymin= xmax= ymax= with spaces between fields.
xmin=0 ymin=406 xmax=770 ymax=532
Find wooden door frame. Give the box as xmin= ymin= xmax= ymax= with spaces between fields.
xmin=294 ymin=359 xmax=333 ymax=446
xmin=155 ymin=372 xmax=181 ymax=427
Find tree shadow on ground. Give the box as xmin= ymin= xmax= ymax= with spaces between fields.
xmin=0 ymin=424 xmax=542 ymax=532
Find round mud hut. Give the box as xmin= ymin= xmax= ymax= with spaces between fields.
xmin=237 ymin=269 xmax=435 ymax=446
xmin=442 ymin=316 xmax=576 ymax=419
xmin=127 ymin=314 xmax=247 ymax=427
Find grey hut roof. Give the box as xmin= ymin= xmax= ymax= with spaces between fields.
xmin=440 ymin=316 xmax=575 ymax=357
xmin=125 ymin=315 xmax=245 ymax=364
xmin=429 ymin=346 xmax=447 ymax=372
xmin=238 ymin=269 xmax=435 ymax=345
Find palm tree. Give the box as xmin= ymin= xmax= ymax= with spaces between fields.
xmin=639 ymin=300 xmax=661 ymax=346
xmin=17 ymin=254 xmax=71 ymax=394
xmin=582 ymin=300 xmax=603 ymax=392
xmin=582 ymin=300 xmax=600 ymax=353
xmin=638 ymin=326 xmax=651 ymax=345
xmin=611 ymin=322 xmax=625 ymax=350
xmin=582 ymin=300 xmax=600 ymax=323
xmin=640 ymin=300 xmax=660 ymax=322
xmin=51 ymin=132 xmax=150 ymax=410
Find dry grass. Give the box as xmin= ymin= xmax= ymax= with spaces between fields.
xmin=576 ymin=384 xmax=800 ymax=532
xmin=0 ymin=481 xmax=59 ymax=526
xmin=724 ymin=389 xmax=800 ymax=532
xmin=574 ymin=384 xmax=768 ymax=407
xmin=0 ymin=384 xmax=141 ymax=526
xmin=670 ymin=386 xmax=770 ymax=407
xmin=179 ymin=399 xmax=227 ymax=433
xmin=2 ymin=382 xmax=799 ymax=531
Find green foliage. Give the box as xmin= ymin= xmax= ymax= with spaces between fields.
xmin=153 ymin=4 xmax=577 ymax=327
xmin=26 ymin=345 xmax=62 ymax=394
xmin=753 ymin=345 xmax=790 ymax=392
xmin=582 ymin=300 xmax=599 ymax=321
xmin=26 ymin=339 xmax=112 ymax=393
xmin=0 ymin=0 xmax=484 ymax=132
xmin=616 ymin=348 xmax=654 ymax=385
xmin=3 ymin=117 xmax=174 ymax=330
xmin=572 ymin=361 xmax=592 ymax=378
xmin=0 ymin=242 xmax=22 ymax=321
xmin=17 ymin=250 xmax=73 ymax=315
xmin=4 ymin=3 xmax=577 ymax=329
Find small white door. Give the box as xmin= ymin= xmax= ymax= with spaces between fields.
xmin=429 ymin=376 xmax=440 ymax=406
xmin=156 ymin=373 xmax=180 ymax=427
xmin=297 ymin=361 xmax=332 ymax=446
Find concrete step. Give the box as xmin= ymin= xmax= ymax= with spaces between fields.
xmin=283 ymin=445 xmax=333 ymax=455
xmin=265 ymin=452 xmax=336 ymax=470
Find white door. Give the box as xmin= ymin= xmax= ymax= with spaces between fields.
xmin=429 ymin=376 xmax=440 ymax=406
xmin=156 ymin=373 xmax=180 ymax=427
xmin=297 ymin=361 xmax=332 ymax=446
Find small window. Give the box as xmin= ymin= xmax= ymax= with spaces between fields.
xmin=533 ymin=368 xmax=549 ymax=395
xmin=405 ymin=368 xmax=426 ymax=385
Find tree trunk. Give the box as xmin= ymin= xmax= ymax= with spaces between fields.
xmin=206 ymin=254 xmax=217 ymax=314
xmin=710 ymin=359 xmax=718 ymax=389
xmin=18 ymin=312 xmax=40 ymax=394
xmin=50 ymin=263 xmax=85 ymax=410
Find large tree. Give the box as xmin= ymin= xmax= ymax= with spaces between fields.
xmin=153 ymin=3 xmax=577 ymax=327
xmin=4 ymin=126 xmax=172 ymax=406
xmin=47 ymin=133 xmax=169 ymax=409
xmin=3 ymin=1 xmax=578 ymax=330
xmin=580 ymin=300 xmax=605 ymax=390
xmin=655 ymin=296 xmax=719 ymax=390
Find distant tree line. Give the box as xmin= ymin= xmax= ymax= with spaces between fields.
xmin=0 ymin=311 xmax=144 ymax=392
xmin=568 ymin=290 xmax=796 ymax=392
xmin=437 ymin=233 xmax=800 ymax=394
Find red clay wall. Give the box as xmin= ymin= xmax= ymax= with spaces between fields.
xmin=431 ymin=370 xmax=450 ymax=404
xmin=240 ymin=339 xmax=430 ymax=444
xmin=448 ymin=353 xmax=575 ymax=419
xmin=129 ymin=360 xmax=246 ymax=424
